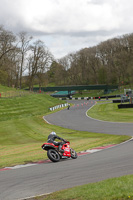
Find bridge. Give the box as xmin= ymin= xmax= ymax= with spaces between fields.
xmin=31 ymin=85 xmax=118 ymax=97
xmin=32 ymin=85 xmax=118 ymax=92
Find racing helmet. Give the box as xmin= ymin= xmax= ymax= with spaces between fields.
xmin=50 ymin=131 xmax=56 ymax=135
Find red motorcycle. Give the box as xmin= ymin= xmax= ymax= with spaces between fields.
xmin=41 ymin=140 xmax=77 ymax=162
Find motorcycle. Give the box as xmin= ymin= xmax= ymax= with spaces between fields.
xmin=41 ymin=140 xmax=77 ymax=162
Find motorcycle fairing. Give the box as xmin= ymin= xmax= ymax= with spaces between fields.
xmin=62 ymin=143 xmax=71 ymax=157
xmin=42 ymin=143 xmax=58 ymax=150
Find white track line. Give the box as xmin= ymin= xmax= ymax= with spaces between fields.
xmin=18 ymin=193 xmax=51 ymax=200
xmin=43 ymin=116 xmax=52 ymax=124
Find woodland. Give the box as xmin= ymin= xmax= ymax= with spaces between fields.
xmin=0 ymin=25 xmax=133 ymax=89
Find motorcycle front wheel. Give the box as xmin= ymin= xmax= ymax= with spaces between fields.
xmin=47 ymin=149 xmax=60 ymax=162
xmin=70 ymin=148 xmax=77 ymax=159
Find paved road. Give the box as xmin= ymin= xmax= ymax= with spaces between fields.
xmin=0 ymin=100 xmax=133 ymax=200
xmin=44 ymin=100 xmax=133 ymax=136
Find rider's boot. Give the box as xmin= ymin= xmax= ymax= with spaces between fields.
xmin=58 ymin=144 xmax=64 ymax=153
xmin=59 ymin=149 xmax=64 ymax=153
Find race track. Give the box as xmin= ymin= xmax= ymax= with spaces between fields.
xmin=44 ymin=100 xmax=133 ymax=136
xmin=0 ymin=100 xmax=133 ymax=200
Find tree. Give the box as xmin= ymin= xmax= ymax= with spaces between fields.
xmin=27 ymin=40 xmax=53 ymax=90
xmin=0 ymin=26 xmax=17 ymax=86
xmin=17 ymin=32 xmax=32 ymax=89
xmin=0 ymin=26 xmax=16 ymax=60
xmin=0 ymin=69 xmax=8 ymax=85
xmin=48 ymin=61 xmax=66 ymax=85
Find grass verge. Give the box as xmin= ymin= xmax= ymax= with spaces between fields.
xmin=0 ymin=89 xmax=132 ymax=200
xmin=0 ymin=116 xmax=129 ymax=168
xmin=34 ymin=175 xmax=133 ymax=200
xmin=87 ymin=102 xmax=133 ymax=122
xmin=0 ymin=93 xmax=130 ymax=168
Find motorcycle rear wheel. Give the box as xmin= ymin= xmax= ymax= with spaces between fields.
xmin=70 ymin=148 xmax=77 ymax=159
xmin=47 ymin=149 xmax=60 ymax=162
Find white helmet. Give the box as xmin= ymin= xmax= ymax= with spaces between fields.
xmin=50 ymin=132 xmax=56 ymax=135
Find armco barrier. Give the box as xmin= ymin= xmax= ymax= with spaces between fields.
xmin=113 ymin=99 xmax=129 ymax=103
xmin=59 ymin=95 xmax=120 ymax=100
xmin=49 ymin=103 xmax=68 ymax=111
xmin=118 ymin=103 xmax=133 ymax=109
xmin=59 ymin=97 xmax=89 ymax=100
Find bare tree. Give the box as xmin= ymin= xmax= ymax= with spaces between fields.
xmin=17 ymin=32 xmax=32 ymax=88
xmin=27 ymin=40 xmax=53 ymax=90
xmin=0 ymin=26 xmax=16 ymax=60
xmin=0 ymin=26 xmax=17 ymax=86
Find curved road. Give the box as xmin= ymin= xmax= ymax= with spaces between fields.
xmin=44 ymin=100 xmax=133 ymax=136
xmin=0 ymin=100 xmax=133 ymax=200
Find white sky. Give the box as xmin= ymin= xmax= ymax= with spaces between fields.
xmin=1 ymin=0 xmax=133 ymax=59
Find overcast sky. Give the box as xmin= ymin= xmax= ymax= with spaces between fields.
xmin=1 ymin=0 xmax=133 ymax=59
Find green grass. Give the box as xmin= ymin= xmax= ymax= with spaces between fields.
xmin=0 ymin=85 xmax=17 ymax=97
xmin=73 ymin=89 xmax=123 ymax=98
xmin=0 ymin=93 xmax=65 ymax=121
xmin=0 ymin=116 xmax=129 ymax=168
xmin=0 ymin=92 xmax=130 ymax=168
xmin=36 ymin=175 xmax=133 ymax=200
xmin=0 ymin=93 xmax=67 ymax=167
xmin=87 ymin=102 xmax=133 ymax=122
xmin=0 ymin=86 xmax=132 ymax=199
xmin=73 ymin=85 xmax=133 ymax=98
xmin=0 ymin=84 xmax=32 ymax=97
xmin=0 ymin=84 xmax=16 ymax=92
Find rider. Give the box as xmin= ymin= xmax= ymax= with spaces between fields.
xmin=47 ymin=132 xmax=66 ymax=153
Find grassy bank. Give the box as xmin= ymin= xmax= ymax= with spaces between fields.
xmin=0 ymin=93 xmax=130 ymax=168
xmin=36 ymin=175 xmax=133 ymax=200
xmin=0 ymin=88 xmax=132 ymax=200
xmin=0 ymin=115 xmax=129 ymax=168
xmin=30 ymin=100 xmax=133 ymax=200
xmin=87 ymin=102 xmax=133 ymax=122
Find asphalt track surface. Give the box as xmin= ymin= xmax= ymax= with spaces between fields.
xmin=0 ymin=100 xmax=133 ymax=200
xmin=45 ymin=100 xmax=133 ymax=136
